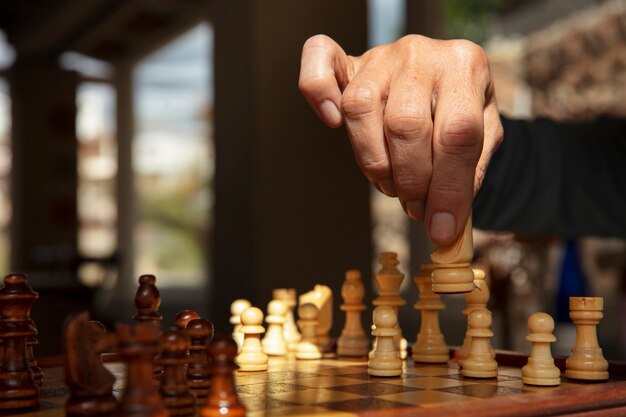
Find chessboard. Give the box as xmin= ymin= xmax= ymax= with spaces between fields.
xmin=23 ymin=351 xmax=626 ymax=417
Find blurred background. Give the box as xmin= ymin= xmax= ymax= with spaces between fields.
xmin=0 ymin=0 xmax=624 ymax=359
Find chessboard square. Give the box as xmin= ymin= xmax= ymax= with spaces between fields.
xmin=236 ymin=371 xmax=319 ymax=385
xmin=409 ymin=364 xmax=459 ymax=376
xmin=378 ymin=389 xmax=477 ymax=406
xmin=324 ymin=365 xmax=369 ymax=376
xmin=237 ymin=382 xmax=309 ymax=395
xmin=327 ymin=382 xmax=422 ymax=396
xmin=322 ymin=397 xmax=415 ymax=413
xmin=497 ymin=366 xmax=523 ymax=377
xmin=238 ymin=395 xmax=299 ymax=412
xmin=247 ymin=405 xmax=356 ymax=417
xmin=296 ymin=376 xmax=373 ymax=388
xmin=437 ymin=383 xmax=523 ymax=398
xmin=384 ymin=376 xmax=480 ymax=390
xmin=269 ymin=388 xmax=363 ymax=405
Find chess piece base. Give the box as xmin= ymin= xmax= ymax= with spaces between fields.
xmin=522 ymin=376 xmax=561 ymax=386
xmin=431 ymin=266 xmax=475 ymax=294
xmin=565 ymin=369 xmax=609 ymax=381
xmin=66 ymin=395 xmax=118 ymax=417
xmin=412 ymin=352 xmax=449 ymax=363
xmin=295 ymin=342 xmax=322 ymax=360
xmin=461 ymin=368 xmax=498 ymax=378
xmin=337 ymin=335 xmax=370 ymax=357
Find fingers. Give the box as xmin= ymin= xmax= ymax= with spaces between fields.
xmin=383 ymin=67 xmax=434 ymax=220
xmin=475 ymin=96 xmax=503 ymax=193
xmin=341 ymin=61 xmax=394 ymax=195
xmin=427 ymin=41 xmax=489 ymax=245
xmin=299 ymin=35 xmax=352 ymax=128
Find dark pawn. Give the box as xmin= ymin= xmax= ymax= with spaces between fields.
xmin=26 ymin=336 xmax=43 ymax=386
xmin=64 ymin=312 xmax=118 ymax=417
xmin=186 ymin=318 xmax=214 ymax=399
xmin=174 ymin=310 xmax=200 ymax=331
xmin=134 ymin=275 xmax=163 ymax=323
xmin=113 ymin=322 xmax=167 ymax=417
xmin=0 ymin=273 xmax=39 ymax=410
xmin=134 ymin=275 xmax=163 ymax=378
xmin=199 ymin=335 xmax=245 ymax=417
xmin=157 ymin=329 xmax=195 ymax=416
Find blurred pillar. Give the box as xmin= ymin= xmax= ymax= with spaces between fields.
xmin=9 ymin=61 xmax=78 ymax=284
xmin=211 ymin=0 xmax=370 ymax=331
xmin=406 ymin=0 xmax=445 ymax=39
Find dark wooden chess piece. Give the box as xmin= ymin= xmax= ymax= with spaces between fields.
xmin=134 ymin=274 xmax=163 ymax=378
xmin=133 ymin=274 xmax=163 ymax=323
xmin=64 ymin=311 xmax=118 ymax=417
xmin=0 ymin=273 xmax=40 ymax=410
xmin=113 ymin=321 xmax=167 ymax=417
xmin=157 ymin=329 xmax=195 ymax=416
xmin=199 ymin=335 xmax=245 ymax=417
xmin=186 ymin=318 xmax=213 ymax=399
xmin=26 ymin=335 xmax=43 ymax=386
xmin=174 ymin=310 xmax=200 ymax=331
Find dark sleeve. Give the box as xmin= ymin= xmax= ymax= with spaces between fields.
xmin=473 ymin=116 xmax=626 ymax=238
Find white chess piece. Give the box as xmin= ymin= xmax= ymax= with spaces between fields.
xmin=522 ymin=312 xmax=561 ymax=386
xmin=295 ymin=303 xmax=322 ymax=360
xmin=273 ymin=288 xmax=301 ymax=352
xmin=235 ymin=307 xmax=268 ymax=371
xmin=262 ymin=300 xmax=288 ymax=356
xmin=230 ymin=299 xmax=251 ymax=351
xmin=368 ymin=307 xmax=402 ymax=377
xmin=461 ymin=309 xmax=498 ymax=378
xmin=337 ymin=270 xmax=369 ymax=357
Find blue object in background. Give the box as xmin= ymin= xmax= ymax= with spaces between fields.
xmin=556 ymin=240 xmax=588 ymax=323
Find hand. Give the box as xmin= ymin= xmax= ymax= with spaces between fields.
xmin=299 ymin=34 xmax=503 ymax=246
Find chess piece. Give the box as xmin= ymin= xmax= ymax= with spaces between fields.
xmin=299 ymin=285 xmax=333 ymax=353
xmin=368 ymin=307 xmax=402 ymax=377
xmin=459 ymin=269 xmax=493 ymax=365
xmin=114 ymin=322 xmax=167 ymax=417
xmin=431 ymin=217 xmax=475 ymax=294
xmin=174 ymin=310 xmax=200 ymax=331
xmin=236 ymin=307 xmax=269 ymax=370
xmin=199 ymin=335 xmax=245 ymax=417
xmin=273 ymin=288 xmax=301 ymax=353
xmin=412 ymin=264 xmax=449 ymax=363
xmin=186 ymin=318 xmax=214 ymax=398
xmin=157 ymin=329 xmax=195 ymax=416
xmin=230 ymin=299 xmax=251 ymax=351
xmin=565 ymin=297 xmax=609 ymax=381
xmin=461 ymin=309 xmax=498 ymax=378
xmin=337 ymin=270 xmax=369 ymax=357
xmin=133 ymin=274 xmax=163 ymax=323
xmin=262 ymin=300 xmax=288 ymax=356
xmin=0 ymin=273 xmax=40 ymax=410
xmin=522 ymin=312 xmax=561 ymax=386
xmin=373 ymin=252 xmax=407 ymax=359
xmin=295 ymin=303 xmax=322 ymax=360
xmin=64 ymin=311 xmax=118 ymax=417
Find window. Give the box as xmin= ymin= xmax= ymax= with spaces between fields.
xmin=133 ymin=23 xmax=214 ymax=287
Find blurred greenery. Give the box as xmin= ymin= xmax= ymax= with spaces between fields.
xmin=445 ymin=0 xmax=514 ymax=44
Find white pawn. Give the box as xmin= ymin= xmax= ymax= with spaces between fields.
xmin=368 ymin=307 xmax=402 ymax=377
xmin=235 ymin=307 xmax=268 ymax=371
xmin=295 ymin=303 xmax=322 ymax=360
xmin=522 ymin=312 xmax=561 ymax=386
xmin=461 ymin=309 xmax=498 ymax=378
xmin=230 ymin=299 xmax=251 ymax=351
xmin=262 ymin=300 xmax=288 ymax=356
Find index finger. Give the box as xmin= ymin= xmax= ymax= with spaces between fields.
xmin=299 ymin=35 xmax=351 ymax=128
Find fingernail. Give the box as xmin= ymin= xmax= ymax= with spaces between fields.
xmin=430 ymin=212 xmax=456 ymax=244
xmin=377 ymin=180 xmax=397 ymax=196
xmin=319 ymin=100 xmax=341 ymax=126
xmin=406 ymin=201 xmax=425 ymax=220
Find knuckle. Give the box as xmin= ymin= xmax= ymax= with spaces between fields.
xmin=360 ymin=158 xmax=389 ymax=180
xmin=385 ymin=111 xmax=432 ymax=140
xmin=440 ymin=114 xmax=482 ymax=152
xmin=303 ymin=34 xmax=333 ymax=51
xmin=451 ymin=40 xmax=488 ymax=67
xmin=341 ymin=85 xmax=378 ymax=118
xmin=298 ymin=74 xmax=329 ymax=96
xmin=395 ymin=175 xmax=430 ymax=200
